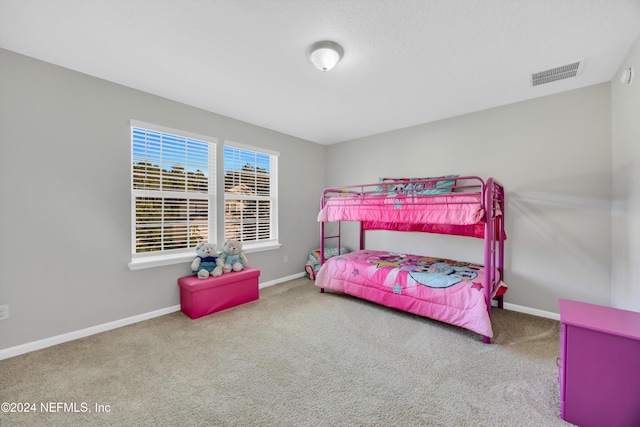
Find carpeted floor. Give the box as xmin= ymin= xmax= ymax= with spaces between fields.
xmin=0 ymin=278 xmax=573 ymax=426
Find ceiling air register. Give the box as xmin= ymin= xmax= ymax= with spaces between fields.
xmin=531 ymin=61 xmax=582 ymax=86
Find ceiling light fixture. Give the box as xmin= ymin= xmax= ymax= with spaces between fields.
xmin=309 ymin=41 xmax=343 ymax=72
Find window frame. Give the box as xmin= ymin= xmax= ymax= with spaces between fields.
xmin=223 ymin=141 xmax=280 ymax=253
xmin=128 ymin=120 xmax=217 ymax=270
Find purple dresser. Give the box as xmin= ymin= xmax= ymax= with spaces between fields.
xmin=559 ymin=299 xmax=640 ymax=427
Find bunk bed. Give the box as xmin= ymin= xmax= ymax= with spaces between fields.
xmin=315 ymin=176 xmax=506 ymax=343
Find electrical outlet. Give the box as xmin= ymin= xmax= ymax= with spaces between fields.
xmin=0 ymin=304 xmax=8 ymax=320
xmin=284 ymin=255 xmax=288 ymax=263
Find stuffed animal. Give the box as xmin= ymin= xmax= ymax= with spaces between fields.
xmin=217 ymin=239 xmax=248 ymax=273
xmin=191 ymin=243 xmax=223 ymax=279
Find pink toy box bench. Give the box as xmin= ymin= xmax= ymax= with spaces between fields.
xmin=178 ymin=268 xmax=260 ymax=319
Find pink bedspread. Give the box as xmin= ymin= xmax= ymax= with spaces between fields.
xmin=315 ymin=250 xmax=506 ymax=338
xmin=317 ymin=193 xmax=485 ymax=225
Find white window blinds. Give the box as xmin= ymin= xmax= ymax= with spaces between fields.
xmin=131 ymin=123 xmax=216 ymax=257
xmin=223 ymin=144 xmax=278 ymax=248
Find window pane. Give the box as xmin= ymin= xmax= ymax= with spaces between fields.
xmin=257 ymin=221 xmax=270 ymax=240
xmin=133 ymin=162 xmax=161 ymax=190
xmin=132 ymin=124 xmax=216 ymax=256
xmin=256 ymin=171 xmax=270 ymax=196
xmin=136 ymin=226 xmax=162 ymax=253
xmin=132 ymin=127 xmax=209 ymax=194
xmin=223 ymin=144 xmax=277 ymax=245
xmin=134 ymin=196 xmax=210 ymax=253
xmin=224 ymin=198 xmax=273 ymax=242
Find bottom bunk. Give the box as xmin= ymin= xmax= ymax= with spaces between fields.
xmin=315 ymin=249 xmax=507 ymax=339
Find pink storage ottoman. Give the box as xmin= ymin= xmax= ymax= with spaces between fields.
xmin=178 ymin=268 xmax=260 ymax=319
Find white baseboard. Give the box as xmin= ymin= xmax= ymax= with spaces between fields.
xmin=0 ymin=272 xmax=307 ymax=361
xmin=1 ymin=274 xmax=556 ymax=360
xmin=502 ymin=302 xmax=560 ymax=321
xmin=259 ymin=272 xmax=305 ymax=289
xmin=0 ymin=305 xmax=181 ymax=361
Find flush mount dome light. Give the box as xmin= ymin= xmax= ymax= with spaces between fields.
xmin=309 ymin=41 xmax=343 ymax=72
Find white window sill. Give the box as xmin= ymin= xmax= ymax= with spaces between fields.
xmin=128 ymin=242 xmax=281 ymax=270
xmin=243 ymin=242 xmax=282 ymax=254
xmin=128 ymin=253 xmax=194 ymax=271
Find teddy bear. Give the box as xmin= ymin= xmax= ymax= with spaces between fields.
xmin=216 ymin=239 xmax=249 ymax=273
xmin=191 ymin=243 xmax=223 ymax=279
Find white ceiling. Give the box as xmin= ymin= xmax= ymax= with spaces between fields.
xmin=1 ymin=0 xmax=639 ymax=145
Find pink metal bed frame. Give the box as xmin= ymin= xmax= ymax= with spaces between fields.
xmin=317 ymin=176 xmax=505 ymax=343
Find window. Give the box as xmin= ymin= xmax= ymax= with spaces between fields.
xmin=223 ymin=143 xmax=279 ymax=251
xmin=130 ymin=121 xmax=217 ymax=268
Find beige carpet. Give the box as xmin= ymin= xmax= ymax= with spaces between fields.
xmin=0 ymin=278 xmax=573 ymax=426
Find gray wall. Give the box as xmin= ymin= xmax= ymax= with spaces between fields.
xmin=612 ymin=33 xmax=640 ymax=312
xmin=325 ymin=84 xmax=613 ymax=314
xmin=0 ymin=49 xmax=325 ymax=350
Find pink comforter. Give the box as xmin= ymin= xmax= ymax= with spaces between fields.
xmin=317 ymin=193 xmax=485 ymax=225
xmin=315 ymin=250 xmax=505 ymax=338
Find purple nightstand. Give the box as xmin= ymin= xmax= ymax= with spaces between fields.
xmin=559 ymin=299 xmax=640 ymax=427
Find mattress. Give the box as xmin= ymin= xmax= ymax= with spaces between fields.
xmin=315 ymin=249 xmax=506 ymax=338
xmin=317 ymin=193 xmax=485 ymax=226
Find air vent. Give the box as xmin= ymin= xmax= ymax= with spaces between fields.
xmin=531 ymin=61 xmax=582 ymax=86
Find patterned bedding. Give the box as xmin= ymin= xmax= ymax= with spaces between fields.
xmin=315 ymin=249 xmax=507 ymax=338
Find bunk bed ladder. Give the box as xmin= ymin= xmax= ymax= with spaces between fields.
xmin=319 ymin=220 xmax=344 ymax=293
xmin=319 ymin=223 xmax=338 ymax=263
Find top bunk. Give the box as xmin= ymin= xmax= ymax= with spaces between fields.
xmin=317 ymin=175 xmax=504 ymax=239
